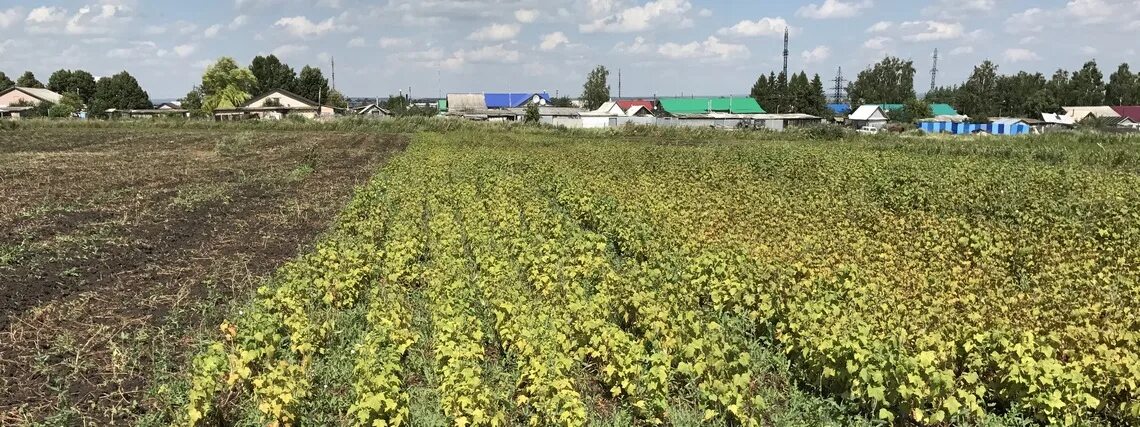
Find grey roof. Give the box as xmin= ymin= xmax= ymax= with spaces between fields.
xmin=0 ymin=87 xmax=63 ymax=104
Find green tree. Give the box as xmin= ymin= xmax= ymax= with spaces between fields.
xmin=294 ymin=66 xmax=330 ymax=104
xmin=47 ymin=69 xmax=97 ymax=104
xmin=249 ymin=55 xmax=297 ymax=95
xmin=17 ymin=71 xmax=44 ymax=88
xmin=924 ymin=86 xmax=958 ymax=104
xmin=846 ymin=56 xmax=916 ymax=104
xmin=325 ymin=88 xmax=348 ymax=108
xmin=807 ymin=74 xmax=829 ymax=116
xmin=1047 ymin=69 xmax=1074 ymax=106
xmin=581 ymin=65 xmax=610 ymax=110
xmin=89 ymin=71 xmax=152 ymax=117
xmin=0 ymin=72 xmax=13 ymax=91
xmin=199 ymin=57 xmax=258 ymax=114
xmin=524 ymin=103 xmax=540 ymax=123
xmin=48 ymin=92 xmax=84 ymax=118
xmin=1069 ymin=60 xmax=1105 ymax=105
xmin=1105 ymin=63 xmax=1138 ymax=105
xmin=892 ymin=98 xmax=933 ymax=123
xmin=955 ymin=60 xmax=1000 ymax=118
xmin=549 ymin=96 xmax=574 ymax=107
xmin=996 ymin=71 xmax=1049 ymax=118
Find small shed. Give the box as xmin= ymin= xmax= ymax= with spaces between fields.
xmin=849 ymin=105 xmax=888 ymax=129
xmin=445 ymin=93 xmax=488 ymax=114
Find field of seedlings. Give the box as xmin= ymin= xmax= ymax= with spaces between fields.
xmin=177 ymin=128 xmax=1139 ymax=426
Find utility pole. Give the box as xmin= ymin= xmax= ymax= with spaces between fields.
xmin=930 ymin=48 xmax=939 ymax=93
xmin=331 ymin=57 xmax=336 ymax=91
xmin=618 ymin=68 xmax=622 ymax=99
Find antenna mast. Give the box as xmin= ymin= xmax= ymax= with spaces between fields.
xmin=782 ymin=27 xmax=789 ymax=79
xmin=832 ymin=67 xmax=847 ymax=104
xmin=331 ymin=56 xmax=336 ymax=91
xmin=618 ymin=68 xmax=622 ymax=99
xmin=930 ymin=48 xmax=938 ymax=93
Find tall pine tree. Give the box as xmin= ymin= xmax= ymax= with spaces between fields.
xmin=1105 ymin=63 xmax=1138 ymax=105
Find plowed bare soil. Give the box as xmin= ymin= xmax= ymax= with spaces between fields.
xmin=0 ymin=127 xmax=406 ymax=425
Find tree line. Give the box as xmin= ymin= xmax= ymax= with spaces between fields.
xmin=774 ymin=56 xmax=1140 ymax=122
xmin=181 ymin=55 xmax=345 ymax=118
xmin=1 ymin=69 xmax=150 ymax=118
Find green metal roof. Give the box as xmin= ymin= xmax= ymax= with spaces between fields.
xmin=659 ymin=97 xmax=765 ymax=114
xmin=438 ymin=99 xmax=448 ymax=112
xmin=879 ymin=103 xmax=959 ymax=116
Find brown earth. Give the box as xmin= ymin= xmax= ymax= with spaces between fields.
xmin=0 ymin=127 xmax=406 ymax=425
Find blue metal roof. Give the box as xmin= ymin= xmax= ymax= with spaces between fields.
xmin=828 ymin=103 xmax=850 ymax=114
xmin=485 ymin=92 xmax=551 ymax=108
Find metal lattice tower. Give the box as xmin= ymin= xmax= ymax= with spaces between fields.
xmin=832 ymin=67 xmax=847 ymax=104
xmin=930 ymin=49 xmax=938 ymax=93
xmin=331 ymin=57 xmax=336 ymax=91
xmin=782 ymin=27 xmax=789 ymax=79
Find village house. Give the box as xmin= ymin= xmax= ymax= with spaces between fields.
xmin=848 ymin=105 xmax=889 ymax=130
xmin=213 ymin=89 xmax=334 ymax=121
xmin=0 ymin=87 xmax=63 ymax=119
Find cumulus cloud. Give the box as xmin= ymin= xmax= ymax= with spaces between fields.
xmin=899 ymin=21 xmax=964 ymax=41
xmin=801 ymin=45 xmax=831 ymax=63
xmin=1004 ymin=48 xmax=1040 ymax=62
xmin=539 ymin=32 xmax=569 ymax=51
xmin=863 ymin=36 xmax=891 ymax=50
xmin=274 ymin=16 xmax=337 ymax=37
xmin=658 ymin=36 xmax=748 ymax=61
xmin=468 ymin=23 xmax=520 ymax=41
xmin=797 ymin=0 xmax=872 ymax=19
xmin=379 ymin=37 xmax=412 ymax=48
xmin=348 ymin=37 xmax=366 ymax=47
xmin=229 ymin=15 xmax=248 ymax=30
xmin=203 ymin=24 xmax=222 ymax=38
xmin=0 ymin=8 xmax=20 ymax=29
xmin=614 ymin=36 xmax=652 ymax=54
xmin=716 ymin=17 xmax=789 ymax=37
xmin=271 ymin=44 xmax=309 ymax=59
xmin=949 ymin=46 xmax=974 ymax=55
xmin=580 ymin=0 xmax=693 ymax=33
xmin=174 ymin=43 xmax=197 ymax=58
xmin=514 ymin=9 xmax=537 ymax=23
xmin=866 ymin=21 xmax=892 ymax=32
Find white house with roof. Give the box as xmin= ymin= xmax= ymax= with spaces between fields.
xmin=0 ymin=87 xmax=64 ymax=118
xmin=213 ymin=88 xmax=334 ymax=121
xmin=848 ymin=105 xmax=888 ymax=130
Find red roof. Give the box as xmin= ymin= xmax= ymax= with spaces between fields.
xmin=1112 ymin=106 xmax=1140 ymax=122
xmin=616 ymin=100 xmax=656 ymax=111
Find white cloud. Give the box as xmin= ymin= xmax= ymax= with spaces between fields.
xmin=64 ymin=4 xmax=133 ymax=35
xmin=25 ymin=6 xmax=67 ymax=33
xmin=1066 ymin=0 xmax=1114 ymax=24
xmin=658 ymin=36 xmax=748 ymax=61
xmin=460 ymin=44 xmax=520 ymax=63
xmin=0 ymin=8 xmax=20 ymax=29
xmin=229 ymin=15 xmax=248 ymax=30
xmin=949 ymin=46 xmax=974 ymax=55
xmin=581 ymin=0 xmax=693 ymax=33
xmin=923 ymin=0 xmax=993 ymax=15
xmin=863 ymin=36 xmax=891 ymax=50
xmin=1004 ymin=48 xmax=1040 ymax=62
xmin=379 ymin=37 xmax=412 ymax=48
xmin=468 ymin=23 xmax=520 ymax=41
xmin=866 ymin=21 xmax=892 ymax=32
xmin=1004 ymin=8 xmax=1046 ymax=33
xmin=797 ymin=0 xmax=872 ymax=19
xmin=801 ymin=45 xmax=831 ymax=63
xmin=143 ymin=24 xmax=165 ymax=35
xmin=203 ymin=24 xmax=222 ymax=38
xmin=899 ymin=21 xmax=964 ymax=41
xmin=348 ymin=37 xmax=366 ymax=47
xmin=698 ymin=8 xmax=712 ymax=17
xmin=174 ymin=43 xmax=197 ymax=58
xmin=539 ymin=32 xmax=569 ymax=51
xmin=0 ymin=39 xmax=13 ymax=56
xmin=1081 ymin=45 xmax=1098 ymax=55
xmin=107 ymin=41 xmax=166 ymax=60
xmin=514 ymin=9 xmax=537 ymax=23
xmin=1019 ymin=36 xmax=1038 ymax=44
xmin=271 ymin=43 xmax=309 ymax=59
xmin=274 ymin=16 xmax=336 ymax=37
xmin=614 ymin=36 xmax=652 ymax=54
xmin=716 ymin=17 xmax=789 ymax=37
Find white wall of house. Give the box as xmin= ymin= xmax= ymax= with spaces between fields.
xmin=248 ymin=91 xmax=313 ymax=108
xmin=0 ymin=90 xmax=41 ymax=107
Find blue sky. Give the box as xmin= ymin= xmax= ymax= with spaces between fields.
xmin=1 ymin=0 xmax=1136 ymax=99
